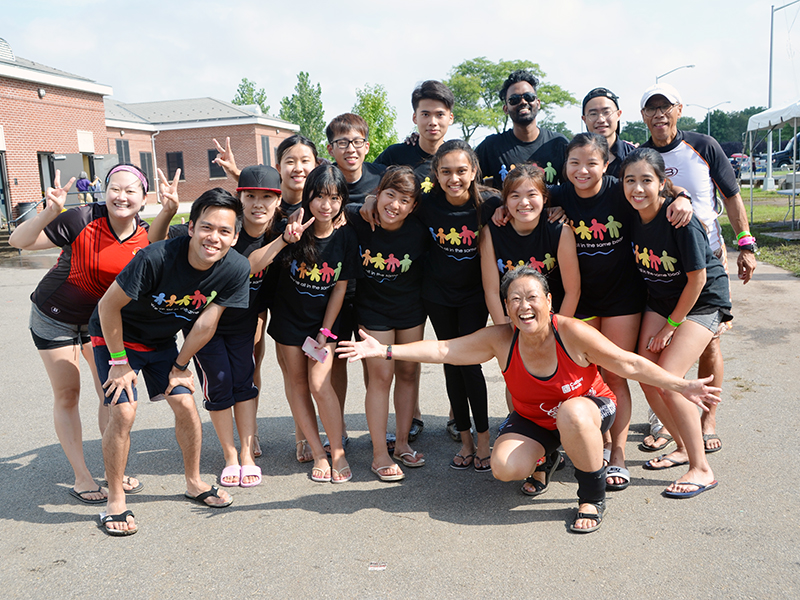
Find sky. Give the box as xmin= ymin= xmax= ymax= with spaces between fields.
xmin=3 ymin=0 xmax=800 ymax=144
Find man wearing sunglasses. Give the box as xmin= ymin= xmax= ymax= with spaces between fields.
xmin=640 ymin=82 xmax=757 ymax=458
xmin=476 ymin=69 xmax=569 ymax=188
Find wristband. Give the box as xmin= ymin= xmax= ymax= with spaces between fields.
xmin=109 ymin=350 xmax=127 ymax=359
xmin=667 ymin=315 xmax=682 ymax=328
xmin=108 ymin=358 xmax=128 ymax=366
xmin=385 ymin=345 xmax=392 ymax=360
xmin=736 ymin=231 xmax=751 ymax=241
xmin=320 ymin=327 xmax=338 ymax=341
xmin=738 ymin=235 xmax=756 ymax=247
xmin=173 ymin=360 xmax=190 ymax=371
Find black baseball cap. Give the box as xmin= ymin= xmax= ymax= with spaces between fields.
xmin=582 ymin=87 xmax=620 ymax=113
xmin=236 ymin=165 xmax=281 ymax=194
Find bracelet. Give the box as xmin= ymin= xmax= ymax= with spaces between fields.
xmin=320 ymin=327 xmax=338 ymax=341
xmin=109 ymin=350 xmax=127 ymax=359
xmin=667 ymin=315 xmax=682 ymax=328
xmin=173 ymin=360 xmax=189 ymax=371
xmin=736 ymin=231 xmax=751 ymax=241
xmin=738 ymin=235 xmax=756 ymax=247
xmin=385 ymin=345 xmax=392 ymax=360
xmin=108 ymin=358 xmax=128 ymax=366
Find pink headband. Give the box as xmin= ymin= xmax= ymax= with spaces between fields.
xmin=107 ymin=165 xmax=149 ymax=193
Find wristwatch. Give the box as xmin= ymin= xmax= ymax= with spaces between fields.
xmin=675 ymin=190 xmax=692 ymax=202
xmin=173 ymin=360 xmax=190 ymax=371
xmin=739 ymin=240 xmax=757 ymax=253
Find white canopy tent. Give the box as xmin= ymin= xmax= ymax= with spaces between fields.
xmin=747 ymin=100 xmax=800 ymax=228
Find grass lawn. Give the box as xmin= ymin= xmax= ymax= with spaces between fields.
xmin=144 ymin=214 xmax=189 ymax=227
xmin=721 ymin=187 xmax=800 ymax=276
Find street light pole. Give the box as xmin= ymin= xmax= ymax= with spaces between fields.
xmin=655 ymin=64 xmax=695 ymax=83
xmin=767 ymin=0 xmax=800 ymax=190
xmin=687 ymin=101 xmax=731 ymax=137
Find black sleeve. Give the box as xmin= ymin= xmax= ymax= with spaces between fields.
xmin=213 ymin=254 xmax=252 ymax=309
xmin=480 ymin=193 xmax=502 ymax=226
xmin=43 ymin=205 xmax=93 ymax=247
xmin=168 ymin=223 xmax=190 ymax=238
xmin=115 ymin=246 xmax=159 ymax=301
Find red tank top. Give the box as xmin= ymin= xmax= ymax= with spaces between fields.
xmin=502 ymin=314 xmax=615 ymax=430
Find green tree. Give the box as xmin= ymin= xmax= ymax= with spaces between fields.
xmin=677 ymin=116 xmax=698 ymax=132
xmin=444 ymin=57 xmax=578 ymax=142
xmin=620 ymin=121 xmax=649 ymax=146
xmin=279 ymin=72 xmax=326 ymax=149
xmin=352 ymin=84 xmax=398 ymax=162
xmin=232 ymin=77 xmax=269 ymax=114
xmin=538 ymin=118 xmax=574 ymax=140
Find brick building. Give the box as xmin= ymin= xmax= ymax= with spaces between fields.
xmin=105 ymin=98 xmax=299 ymax=203
xmin=1 ymin=36 xmax=299 ymax=224
xmin=0 ymin=37 xmax=112 ymax=222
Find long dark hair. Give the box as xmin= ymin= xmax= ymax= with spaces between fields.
xmin=430 ymin=139 xmax=483 ymax=212
xmin=619 ymin=148 xmax=677 ymax=199
xmin=283 ymin=163 xmax=348 ymax=268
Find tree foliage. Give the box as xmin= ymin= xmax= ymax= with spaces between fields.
xmin=232 ymin=78 xmax=269 ymax=114
xmin=620 ymin=121 xmax=649 ymax=146
xmin=444 ymin=57 xmax=578 ymax=142
xmin=352 ymin=84 xmax=398 ymax=162
xmin=538 ymin=119 xmax=574 ymax=140
xmin=279 ymin=72 xmax=326 ymax=150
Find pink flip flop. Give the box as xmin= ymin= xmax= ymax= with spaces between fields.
xmin=239 ymin=465 xmax=262 ymax=488
xmin=219 ymin=465 xmax=241 ymax=487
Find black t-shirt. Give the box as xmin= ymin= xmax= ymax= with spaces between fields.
xmin=88 ymin=236 xmax=251 ymax=350
xmin=346 ymin=162 xmax=387 ymax=206
xmin=267 ymin=225 xmax=361 ymax=345
xmin=487 ymin=218 xmax=567 ymax=312
xmin=606 ymin=136 xmax=636 ymax=179
xmin=630 ymin=198 xmax=732 ymax=319
xmin=375 ymin=141 xmax=433 ymax=181
xmin=415 ymin=189 xmax=496 ymax=307
xmin=280 ymin=199 xmax=302 ymax=219
xmin=345 ymin=204 xmax=427 ymax=330
xmin=475 ymin=128 xmax=569 ymax=188
xmin=549 ymin=176 xmax=645 ymax=317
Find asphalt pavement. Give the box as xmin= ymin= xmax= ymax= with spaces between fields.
xmin=0 ymin=248 xmax=798 ymax=599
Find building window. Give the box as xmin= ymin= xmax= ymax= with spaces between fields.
xmin=261 ymin=135 xmax=272 ymax=166
xmin=166 ymin=152 xmax=185 ymax=180
xmin=208 ymin=149 xmax=226 ymax=178
xmin=139 ymin=152 xmax=154 ymax=191
xmin=115 ymin=139 xmax=130 ymax=163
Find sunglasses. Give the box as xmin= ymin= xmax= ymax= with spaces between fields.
xmin=507 ymin=92 xmax=537 ymax=107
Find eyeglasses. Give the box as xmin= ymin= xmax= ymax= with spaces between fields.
xmin=507 ymin=92 xmax=537 ymax=107
xmin=331 ymin=138 xmax=367 ymax=149
xmin=585 ymin=108 xmax=618 ymax=121
xmin=642 ymin=103 xmax=678 ymax=118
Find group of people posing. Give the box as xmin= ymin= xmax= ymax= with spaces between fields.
xmin=12 ymin=69 xmax=756 ymax=536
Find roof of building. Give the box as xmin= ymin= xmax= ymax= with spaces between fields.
xmin=104 ymin=97 xmax=299 ymax=132
xmin=0 ymin=37 xmax=112 ymax=95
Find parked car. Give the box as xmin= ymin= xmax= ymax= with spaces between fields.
xmin=772 ymin=133 xmax=799 ymax=169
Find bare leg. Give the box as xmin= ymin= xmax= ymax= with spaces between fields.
xmin=251 ymin=312 xmax=268 ymax=457
xmin=39 ymin=345 xmax=105 ymax=500
xmin=233 ymin=398 xmax=259 ymax=483
xmin=698 ymin=336 xmax=723 ymax=451
xmin=308 ymin=347 xmax=349 ymax=480
xmin=166 ymin=393 xmax=231 ymax=505
xmin=102 ymin=401 xmax=137 ymax=532
xmin=277 ymin=344 xmax=329 ymax=477
xmin=208 ymin=407 xmax=240 ymax=484
xmin=391 ymin=325 xmax=424 ymax=461
xmin=276 ymin=342 xmax=314 ymax=461
xmin=491 ymin=433 xmax=545 ymax=482
xmin=363 ymin=329 xmax=402 ymax=478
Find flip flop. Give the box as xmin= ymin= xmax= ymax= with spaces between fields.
xmin=295 ymin=440 xmax=313 ymax=463
xmin=703 ymin=433 xmax=722 ymax=453
xmin=219 ymin=464 xmax=241 ymax=487
xmin=331 ymin=466 xmax=352 ymax=484
xmin=664 ymin=480 xmax=718 ymax=498
xmin=643 ymin=454 xmax=689 ymax=470
xmin=639 ymin=432 xmax=674 ymax=452
xmin=474 ymin=455 xmax=492 ymax=473
xmin=371 ymin=464 xmax=405 ymax=482
xmin=239 ymin=465 xmax=262 ymax=488
xmin=449 ymin=453 xmax=474 ymax=470
xmin=70 ymin=486 xmax=107 ymax=504
xmin=99 ymin=510 xmax=137 ymax=536
xmin=394 ymin=450 xmax=425 ymax=468
xmin=605 ymin=466 xmax=631 ymax=491
xmin=311 ymin=466 xmax=332 ymax=483
xmin=184 ymin=485 xmax=233 ymax=508
xmin=253 ymin=435 xmax=262 ymax=458
xmin=409 ymin=418 xmax=424 ymax=442
xmin=100 ymin=476 xmax=144 ymax=494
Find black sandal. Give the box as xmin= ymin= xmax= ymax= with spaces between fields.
xmin=569 ymin=501 xmax=605 ymax=534
xmin=522 ymin=450 xmax=560 ymax=497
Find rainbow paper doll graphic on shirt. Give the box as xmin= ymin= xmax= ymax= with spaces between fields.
xmin=428 ymin=224 xmax=479 ymax=261
xmin=359 ymin=246 xmax=413 ymax=283
xmin=151 ymin=289 xmax=219 ymax=320
xmin=633 ymin=244 xmax=679 ymax=282
xmin=570 ymin=213 xmax=624 ymax=258
xmin=287 ymin=259 xmax=341 ymax=297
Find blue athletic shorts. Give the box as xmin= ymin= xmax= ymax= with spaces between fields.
xmin=192 ymin=332 xmax=258 ymax=411
xmin=93 ymin=341 xmax=192 ymax=405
